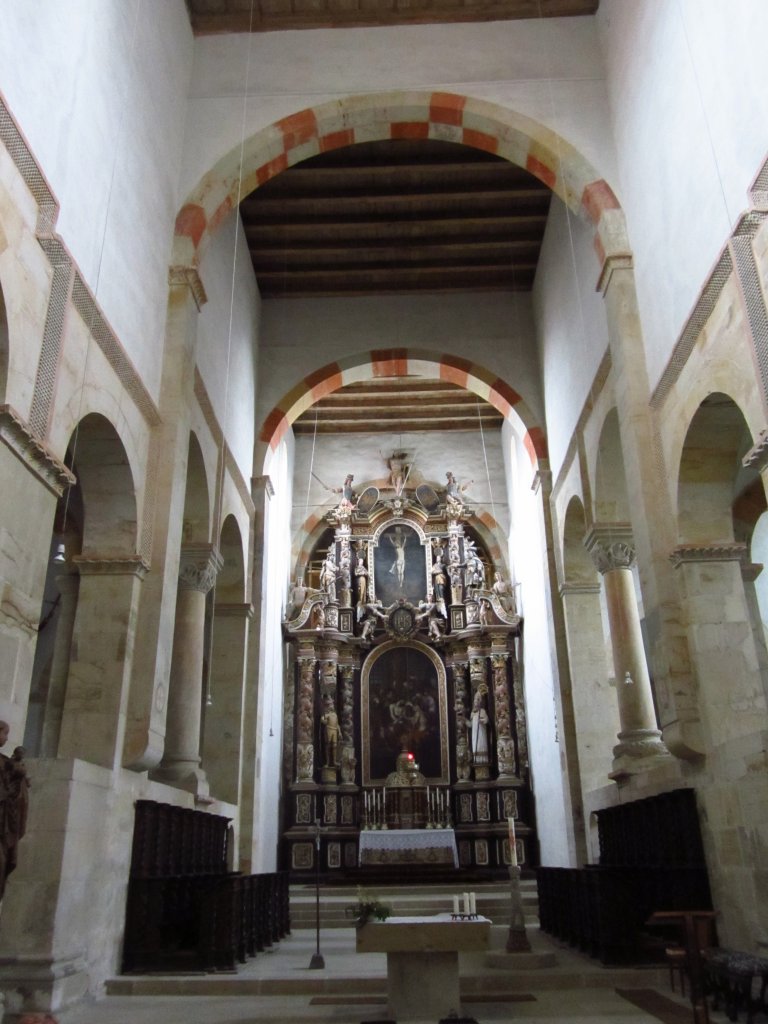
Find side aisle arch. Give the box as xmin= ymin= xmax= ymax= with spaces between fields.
xmin=173 ymin=91 xmax=625 ymax=274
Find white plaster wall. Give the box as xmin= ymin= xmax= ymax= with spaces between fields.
xmin=534 ymin=196 xmax=610 ymax=478
xmin=253 ymin=435 xmax=294 ymax=870
xmin=182 ymin=18 xmax=616 ymax=202
xmin=257 ymin=292 xmax=543 ymax=437
xmin=503 ymin=420 xmax=572 ymax=865
xmin=291 ymin=428 xmax=507 ymax=553
xmin=597 ymin=0 xmax=768 ymax=391
xmin=196 ymin=210 xmax=260 ymax=481
xmin=0 ymin=0 xmax=193 ymax=399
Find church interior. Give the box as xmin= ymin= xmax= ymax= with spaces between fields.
xmin=1 ymin=0 xmax=768 ymax=1020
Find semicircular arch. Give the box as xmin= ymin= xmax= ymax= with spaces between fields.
xmin=174 ymin=91 xmax=623 ymax=269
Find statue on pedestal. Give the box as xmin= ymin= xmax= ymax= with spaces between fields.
xmin=320 ymin=697 xmax=340 ymax=768
xmin=469 ymin=686 xmax=490 ymax=767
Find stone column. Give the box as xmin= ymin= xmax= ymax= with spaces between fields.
xmin=338 ymin=662 xmax=357 ymax=787
xmin=559 ymin=581 xmax=619 ymax=794
xmin=318 ymin=643 xmax=339 ymax=783
xmin=296 ymin=646 xmax=317 ymax=783
xmin=586 ymin=526 xmax=671 ymax=779
xmin=202 ymin=601 xmax=253 ymax=805
xmin=671 ymin=544 xmax=768 ymax=749
xmin=40 ymin=566 xmax=80 ymax=757
xmin=598 ymin=253 xmax=701 ymax=759
xmin=490 ymin=636 xmax=515 ymax=779
xmin=155 ymin=544 xmax=222 ymax=798
xmin=452 ymin=656 xmax=471 ymax=782
xmin=57 ymin=555 xmax=148 ymax=769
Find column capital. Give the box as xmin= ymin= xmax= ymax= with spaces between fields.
xmin=669 ymin=542 xmax=749 ymax=569
xmin=168 ymin=264 xmax=208 ymax=311
xmin=178 ymin=544 xmax=223 ymax=593
xmin=585 ymin=525 xmax=636 ymax=574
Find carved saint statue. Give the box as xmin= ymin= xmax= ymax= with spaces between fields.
xmin=492 ymin=571 xmax=517 ymax=616
xmin=320 ymin=552 xmax=338 ymax=601
xmin=469 ymin=687 xmax=490 ymax=766
xmin=320 ymin=697 xmax=340 ymax=767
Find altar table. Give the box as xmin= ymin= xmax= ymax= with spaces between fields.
xmin=356 ymin=914 xmax=491 ymax=1021
xmin=358 ymin=827 xmax=459 ymax=867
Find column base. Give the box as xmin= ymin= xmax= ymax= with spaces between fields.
xmin=609 ymin=728 xmax=673 ymax=781
xmin=152 ymin=760 xmax=211 ymax=801
xmin=0 ymin=952 xmax=88 ymax=1020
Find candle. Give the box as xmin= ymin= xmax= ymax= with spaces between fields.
xmin=469 ymin=892 xmax=476 ymax=915
xmin=463 ymin=891 xmax=470 ymax=915
xmin=453 ymin=895 xmax=460 ymax=915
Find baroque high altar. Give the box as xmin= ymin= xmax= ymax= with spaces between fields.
xmin=282 ymin=468 xmax=531 ymax=879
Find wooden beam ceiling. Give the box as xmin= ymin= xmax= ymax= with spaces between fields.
xmin=292 ymin=379 xmax=505 ymax=435
xmin=187 ymin=0 xmax=598 ymax=33
xmin=240 ymin=139 xmax=552 ymax=298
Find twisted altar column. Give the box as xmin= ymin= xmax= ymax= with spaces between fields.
xmin=491 ymin=635 xmax=515 ymax=779
xmin=338 ymin=662 xmax=356 ymax=787
xmin=296 ymin=646 xmax=317 ymax=782
xmin=586 ymin=527 xmax=671 ymax=779
xmin=451 ymin=656 xmax=471 ymax=782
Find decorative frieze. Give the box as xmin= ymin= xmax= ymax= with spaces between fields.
xmin=669 ymin=543 xmax=749 ymax=568
xmin=742 ymin=429 xmax=768 ymax=472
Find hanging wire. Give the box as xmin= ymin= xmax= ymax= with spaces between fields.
xmin=476 ymin=399 xmax=497 ymax=529
xmin=58 ymin=0 xmax=144 ymax=551
xmin=204 ymin=0 xmax=257 ymax=710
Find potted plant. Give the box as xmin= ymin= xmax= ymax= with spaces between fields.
xmin=345 ymin=886 xmax=391 ymax=926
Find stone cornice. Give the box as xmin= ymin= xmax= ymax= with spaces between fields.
xmin=213 ymin=601 xmax=254 ymax=619
xmin=559 ymin=581 xmax=601 ymax=596
xmin=670 ymin=543 xmax=749 ymax=568
xmin=0 ymin=405 xmax=76 ymax=496
xmin=530 ymin=468 xmax=552 ymax=495
xmin=73 ymin=554 xmax=150 ymax=579
xmin=584 ymin=524 xmax=635 ymax=574
xmin=742 ymin=428 xmax=768 ymax=472
xmin=596 ymin=251 xmax=633 ymax=297
xmin=168 ymin=264 xmax=208 ymax=311
xmin=178 ymin=545 xmax=223 ymax=593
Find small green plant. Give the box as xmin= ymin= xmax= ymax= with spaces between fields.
xmin=345 ymin=886 xmax=391 ymax=926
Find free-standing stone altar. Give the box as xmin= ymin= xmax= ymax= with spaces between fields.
xmin=281 ymin=466 xmax=533 ymax=880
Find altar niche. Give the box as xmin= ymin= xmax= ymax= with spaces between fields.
xmin=361 ymin=639 xmax=449 ymax=786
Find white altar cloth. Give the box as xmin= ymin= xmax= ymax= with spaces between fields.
xmin=358 ymin=827 xmax=459 ymax=867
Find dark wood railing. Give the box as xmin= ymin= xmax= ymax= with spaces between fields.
xmin=122 ymin=800 xmax=290 ymax=973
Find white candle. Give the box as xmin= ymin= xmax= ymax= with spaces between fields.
xmin=453 ymin=895 xmax=460 ymax=915
xmin=469 ymin=892 xmax=476 ymax=915
xmin=463 ymin=891 xmax=470 ymax=915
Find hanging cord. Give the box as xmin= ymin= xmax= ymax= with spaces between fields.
xmin=58 ymin=0 xmax=144 ymax=543
xmin=204 ymin=0 xmax=257 ymax=709
xmin=477 ymin=399 xmax=497 ymax=529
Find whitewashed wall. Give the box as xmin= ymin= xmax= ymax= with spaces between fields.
xmin=257 ymin=291 xmax=543 ymax=441
xmin=0 ymin=0 xmax=193 ymax=400
xmin=196 ymin=210 xmax=260 ymax=482
xmin=597 ymin=0 xmax=768 ymax=390
xmin=534 ymin=197 xmax=611 ymax=479
xmin=182 ymin=18 xmax=616 ymax=205
xmin=502 ymin=419 xmax=572 ymax=865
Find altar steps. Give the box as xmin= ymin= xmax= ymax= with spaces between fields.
xmin=289 ymin=879 xmax=539 ymax=929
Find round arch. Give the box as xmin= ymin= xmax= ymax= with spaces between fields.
xmin=174 ymin=91 xmax=623 ymax=269
xmin=257 ymin=348 xmax=547 ymax=473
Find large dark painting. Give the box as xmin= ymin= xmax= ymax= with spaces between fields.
xmin=372 ymin=523 xmax=426 ymax=607
xmin=362 ymin=642 xmax=447 ymax=783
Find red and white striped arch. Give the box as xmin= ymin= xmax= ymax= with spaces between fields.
xmin=174 ymin=91 xmax=623 ymax=269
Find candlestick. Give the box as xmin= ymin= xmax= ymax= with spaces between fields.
xmin=508 ymin=816 xmax=518 ymax=866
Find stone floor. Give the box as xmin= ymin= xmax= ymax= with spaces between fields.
xmin=56 ymin=924 xmax=728 ymax=1024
